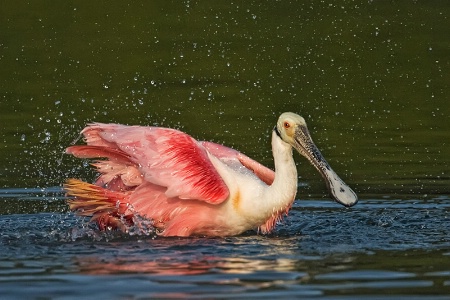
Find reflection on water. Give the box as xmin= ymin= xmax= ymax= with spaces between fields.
xmin=76 ymin=254 xmax=300 ymax=276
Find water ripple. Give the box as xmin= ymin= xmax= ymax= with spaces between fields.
xmin=1 ymin=191 xmax=449 ymax=298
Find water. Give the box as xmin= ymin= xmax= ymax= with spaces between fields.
xmin=1 ymin=188 xmax=449 ymax=298
xmin=1 ymin=0 xmax=449 ymax=298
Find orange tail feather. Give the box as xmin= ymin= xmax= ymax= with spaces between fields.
xmin=64 ymin=179 xmax=133 ymax=231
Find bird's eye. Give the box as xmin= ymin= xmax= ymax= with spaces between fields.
xmin=284 ymin=122 xmax=290 ymax=129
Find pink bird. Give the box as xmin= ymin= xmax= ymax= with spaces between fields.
xmin=65 ymin=112 xmax=357 ymax=237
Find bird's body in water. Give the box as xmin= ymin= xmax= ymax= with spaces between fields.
xmin=65 ymin=112 xmax=357 ymax=237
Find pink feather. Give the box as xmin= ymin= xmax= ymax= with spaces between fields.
xmin=65 ymin=123 xmax=283 ymax=237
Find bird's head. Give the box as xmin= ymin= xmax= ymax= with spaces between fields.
xmin=274 ymin=112 xmax=358 ymax=207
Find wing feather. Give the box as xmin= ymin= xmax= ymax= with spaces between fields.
xmin=201 ymin=141 xmax=275 ymax=185
xmin=76 ymin=123 xmax=230 ymax=204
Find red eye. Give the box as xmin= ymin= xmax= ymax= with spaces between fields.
xmin=284 ymin=122 xmax=290 ymax=129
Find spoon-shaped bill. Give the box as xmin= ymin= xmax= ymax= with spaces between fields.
xmin=293 ymin=124 xmax=358 ymax=207
xmin=320 ymin=166 xmax=358 ymax=207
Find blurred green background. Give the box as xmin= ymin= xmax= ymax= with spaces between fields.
xmin=1 ymin=1 xmax=449 ymax=199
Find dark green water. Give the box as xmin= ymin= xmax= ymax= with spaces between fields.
xmin=0 ymin=1 xmax=449 ymax=298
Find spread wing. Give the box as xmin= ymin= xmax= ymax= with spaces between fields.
xmin=67 ymin=123 xmax=230 ymax=204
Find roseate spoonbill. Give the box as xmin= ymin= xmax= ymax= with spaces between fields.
xmin=64 ymin=112 xmax=357 ymax=237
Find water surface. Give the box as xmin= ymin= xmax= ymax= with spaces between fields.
xmin=1 ymin=188 xmax=450 ymax=298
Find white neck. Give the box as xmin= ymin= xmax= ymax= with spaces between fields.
xmin=262 ymin=131 xmax=298 ymax=215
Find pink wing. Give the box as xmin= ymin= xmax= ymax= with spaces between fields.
xmin=201 ymin=141 xmax=275 ymax=185
xmin=68 ymin=123 xmax=230 ymax=204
